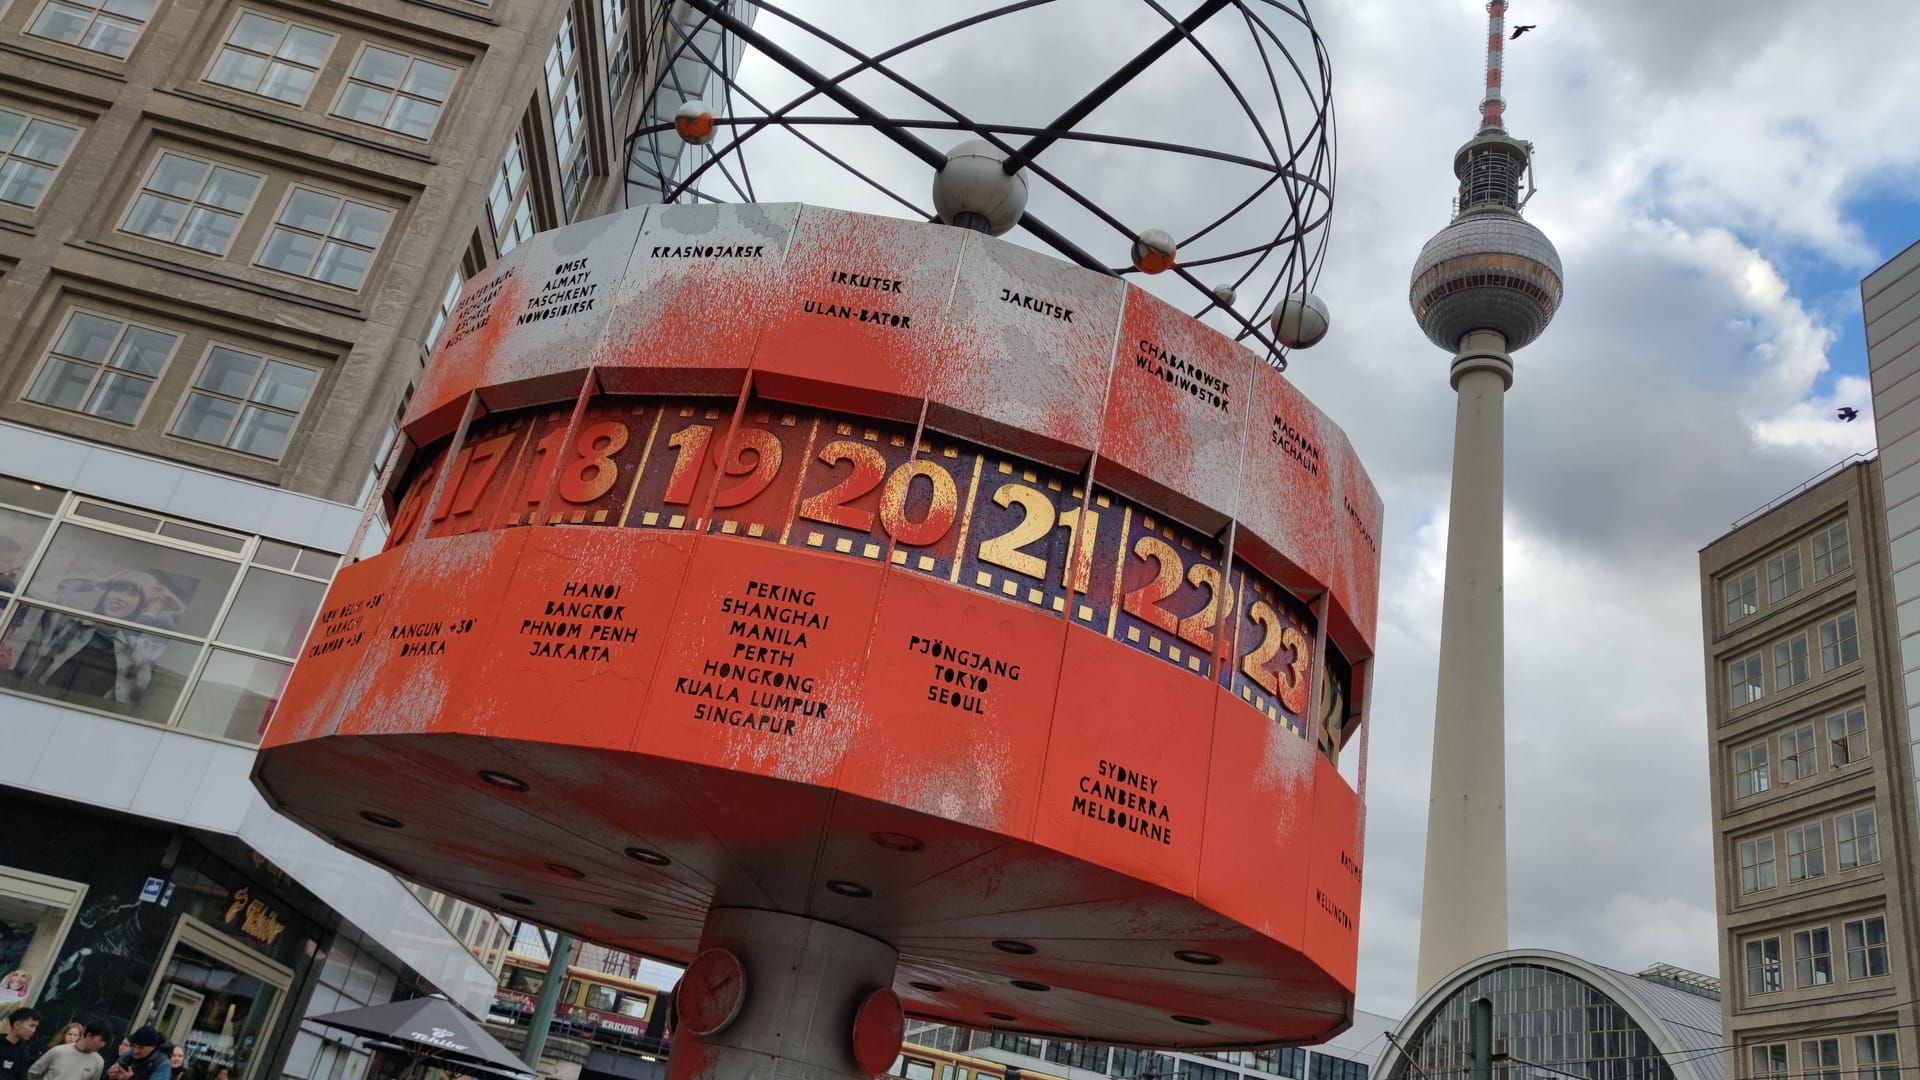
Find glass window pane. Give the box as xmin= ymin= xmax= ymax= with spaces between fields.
xmin=400 ymin=60 xmax=455 ymax=101
xmin=252 ymin=361 xmax=315 ymax=410
xmin=278 ymin=188 xmax=339 ymax=232
xmin=311 ymin=242 xmax=371 ymax=288
xmin=122 ymin=192 xmax=184 ymax=239
xmin=227 ymin=12 xmax=284 ymax=52
xmin=104 ymin=0 xmax=157 ymax=18
xmin=230 ymin=406 xmax=294 ymax=457
xmin=53 ymin=312 xmax=121 ymax=362
xmin=28 ymin=3 xmax=90 ymax=46
xmin=352 ymin=46 xmax=409 ymax=87
xmin=333 ymin=82 xmax=389 ymax=125
xmin=174 ymin=648 xmax=290 ymax=742
xmin=329 ymin=201 xmax=389 ymax=245
xmin=0 ymin=478 xmax=62 ymax=514
xmin=387 ymin=96 xmax=439 ymax=138
xmin=200 ymin=167 xmax=259 ymax=212
xmin=154 ymin=521 xmax=246 ymax=552
xmin=207 ymin=47 xmax=263 ymax=89
xmin=81 ymin=14 xmax=142 ymax=58
xmin=175 ymin=207 xmax=239 ymax=253
xmin=279 ymin=25 xmax=333 ymax=65
xmin=0 ymin=602 xmax=200 ymax=721
xmin=82 ymin=371 xmax=152 ymax=422
xmin=170 ymin=392 xmax=240 ymax=445
xmin=0 ymin=160 xmax=54 ymax=207
xmin=0 ymin=507 xmax=53 ymax=595
xmin=112 ymin=326 xmax=177 ymax=375
xmin=15 ymin=120 xmax=78 ymax=165
xmin=0 ymin=110 xmax=25 ymax=149
xmin=149 ymin=151 xmax=214 ymax=198
xmin=197 ymin=345 xmax=262 ymax=396
xmin=259 ymin=227 xmax=319 ymax=274
xmin=23 ymin=522 xmax=240 ymax=637
xmin=293 ymin=549 xmax=337 ymax=578
xmin=253 ymin=539 xmax=300 ymax=571
xmin=259 ymin=62 xmax=314 ymax=104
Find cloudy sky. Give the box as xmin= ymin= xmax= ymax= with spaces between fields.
xmin=706 ymin=0 xmax=1920 ymax=1020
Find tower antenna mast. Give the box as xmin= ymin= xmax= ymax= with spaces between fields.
xmin=1481 ymin=0 xmax=1507 ymax=132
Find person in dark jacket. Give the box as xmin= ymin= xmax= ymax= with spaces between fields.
xmin=102 ymin=1027 xmax=169 ymax=1080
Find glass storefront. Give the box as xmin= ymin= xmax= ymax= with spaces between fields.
xmin=0 ymin=475 xmax=335 ymax=742
xmin=0 ymin=867 xmax=87 ymax=1009
xmin=142 ymin=922 xmax=293 ymax=1080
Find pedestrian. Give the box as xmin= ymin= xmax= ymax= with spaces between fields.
xmin=2 ymin=1009 xmax=43 ymax=1080
xmin=101 ymin=1026 xmax=169 ymax=1080
xmin=26 ymin=1020 xmax=110 ymax=1080
xmin=50 ymin=1028 xmax=83 ymax=1050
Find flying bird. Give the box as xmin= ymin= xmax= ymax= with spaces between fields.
xmin=1838 ymin=407 xmax=1860 ymax=422
xmin=1511 ymin=24 xmax=1537 ymax=38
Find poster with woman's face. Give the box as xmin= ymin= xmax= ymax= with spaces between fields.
xmin=21 ymin=523 xmax=239 ymax=636
xmin=0 ymin=968 xmax=29 ymax=1005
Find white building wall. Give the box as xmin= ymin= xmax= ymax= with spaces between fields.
xmin=1867 ymin=238 xmax=1920 ymax=852
xmin=0 ymin=420 xmax=496 ymax=1015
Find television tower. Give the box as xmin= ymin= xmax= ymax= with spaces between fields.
xmin=1409 ymin=0 xmax=1563 ymax=996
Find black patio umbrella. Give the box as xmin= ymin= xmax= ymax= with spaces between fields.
xmin=307 ymin=998 xmax=533 ymax=1080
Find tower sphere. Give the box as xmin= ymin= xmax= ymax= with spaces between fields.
xmin=1408 ymin=212 xmax=1561 ymax=352
xmin=931 ymin=139 xmax=1029 ymax=236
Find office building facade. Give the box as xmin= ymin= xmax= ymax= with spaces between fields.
xmin=0 ymin=0 xmax=714 ymax=1073
xmin=1698 ymin=458 xmax=1918 ymax=1080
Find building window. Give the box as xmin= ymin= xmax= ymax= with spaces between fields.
xmin=1730 ymin=652 xmax=1763 ymax=706
xmin=1773 ymin=634 xmax=1810 ymax=689
xmin=1819 ymin=612 xmax=1858 ymax=670
xmin=1752 ymin=1044 xmax=1788 ymax=1080
xmin=1307 ymin=1058 xmax=1369 ymax=1080
xmin=206 ymin=11 xmax=335 ymax=105
xmin=1739 ymin=837 xmax=1775 ymax=894
xmin=332 ymin=45 xmax=457 ymax=139
xmin=1844 ymin=917 xmax=1889 ymax=979
xmin=1836 ymin=808 xmax=1878 ymax=869
xmin=0 ymin=108 xmax=81 ymax=209
xmin=1725 ymin=569 xmax=1758 ymax=625
xmin=256 ymin=187 xmax=392 ymax=290
xmin=168 ymin=345 xmax=319 ymax=459
xmin=23 ymin=310 xmax=178 ymax=424
xmin=426 ymin=270 xmax=462 ymax=350
xmin=1780 ymin=724 xmax=1817 ymax=782
xmin=1802 ymin=1040 xmax=1840 ymax=1080
xmin=1814 ymin=521 xmax=1850 ymax=580
xmin=1786 ymin=822 xmax=1824 ymax=882
xmin=1792 ymin=927 xmax=1832 ymax=986
xmin=1746 ymin=937 xmax=1782 ymax=994
xmin=602 ymin=0 xmax=632 ymax=97
xmin=1855 ymin=1034 xmax=1898 ymax=1080
xmin=0 ymin=487 xmax=336 ymax=741
xmin=487 ymin=133 xmax=536 ymax=255
xmin=0 ymin=867 xmax=86 ymax=1008
xmin=1829 ymin=706 xmax=1868 ymax=766
xmin=546 ymin=12 xmax=588 ymax=219
xmin=26 ymin=0 xmax=156 ymax=58
xmin=1768 ymin=549 xmax=1803 ymax=602
xmin=1735 ymin=742 xmax=1770 ymax=798
xmin=120 ymin=151 xmax=263 ymax=255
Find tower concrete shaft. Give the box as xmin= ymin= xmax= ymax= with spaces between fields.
xmin=1415 ymin=330 xmax=1514 ymax=995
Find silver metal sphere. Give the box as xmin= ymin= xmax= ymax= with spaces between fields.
xmin=1132 ymin=229 xmax=1177 ymax=274
xmin=1271 ymin=291 xmax=1330 ymax=349
xmin=931 ymin=139 xmax=1029 ymax=236
xmin=1409 ymin=211 xmax=1562 ymax=353
xmin=1212 ymin=284 xmax=1238 ymax=307
xmin=675 ymin=100 xmax=716 ymax=146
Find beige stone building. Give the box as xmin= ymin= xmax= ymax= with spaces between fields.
xmin=1699 ymin=459 xmax=1919 ymax=1080
xmin=0 ymin=0 xmax=717 ymax=1070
